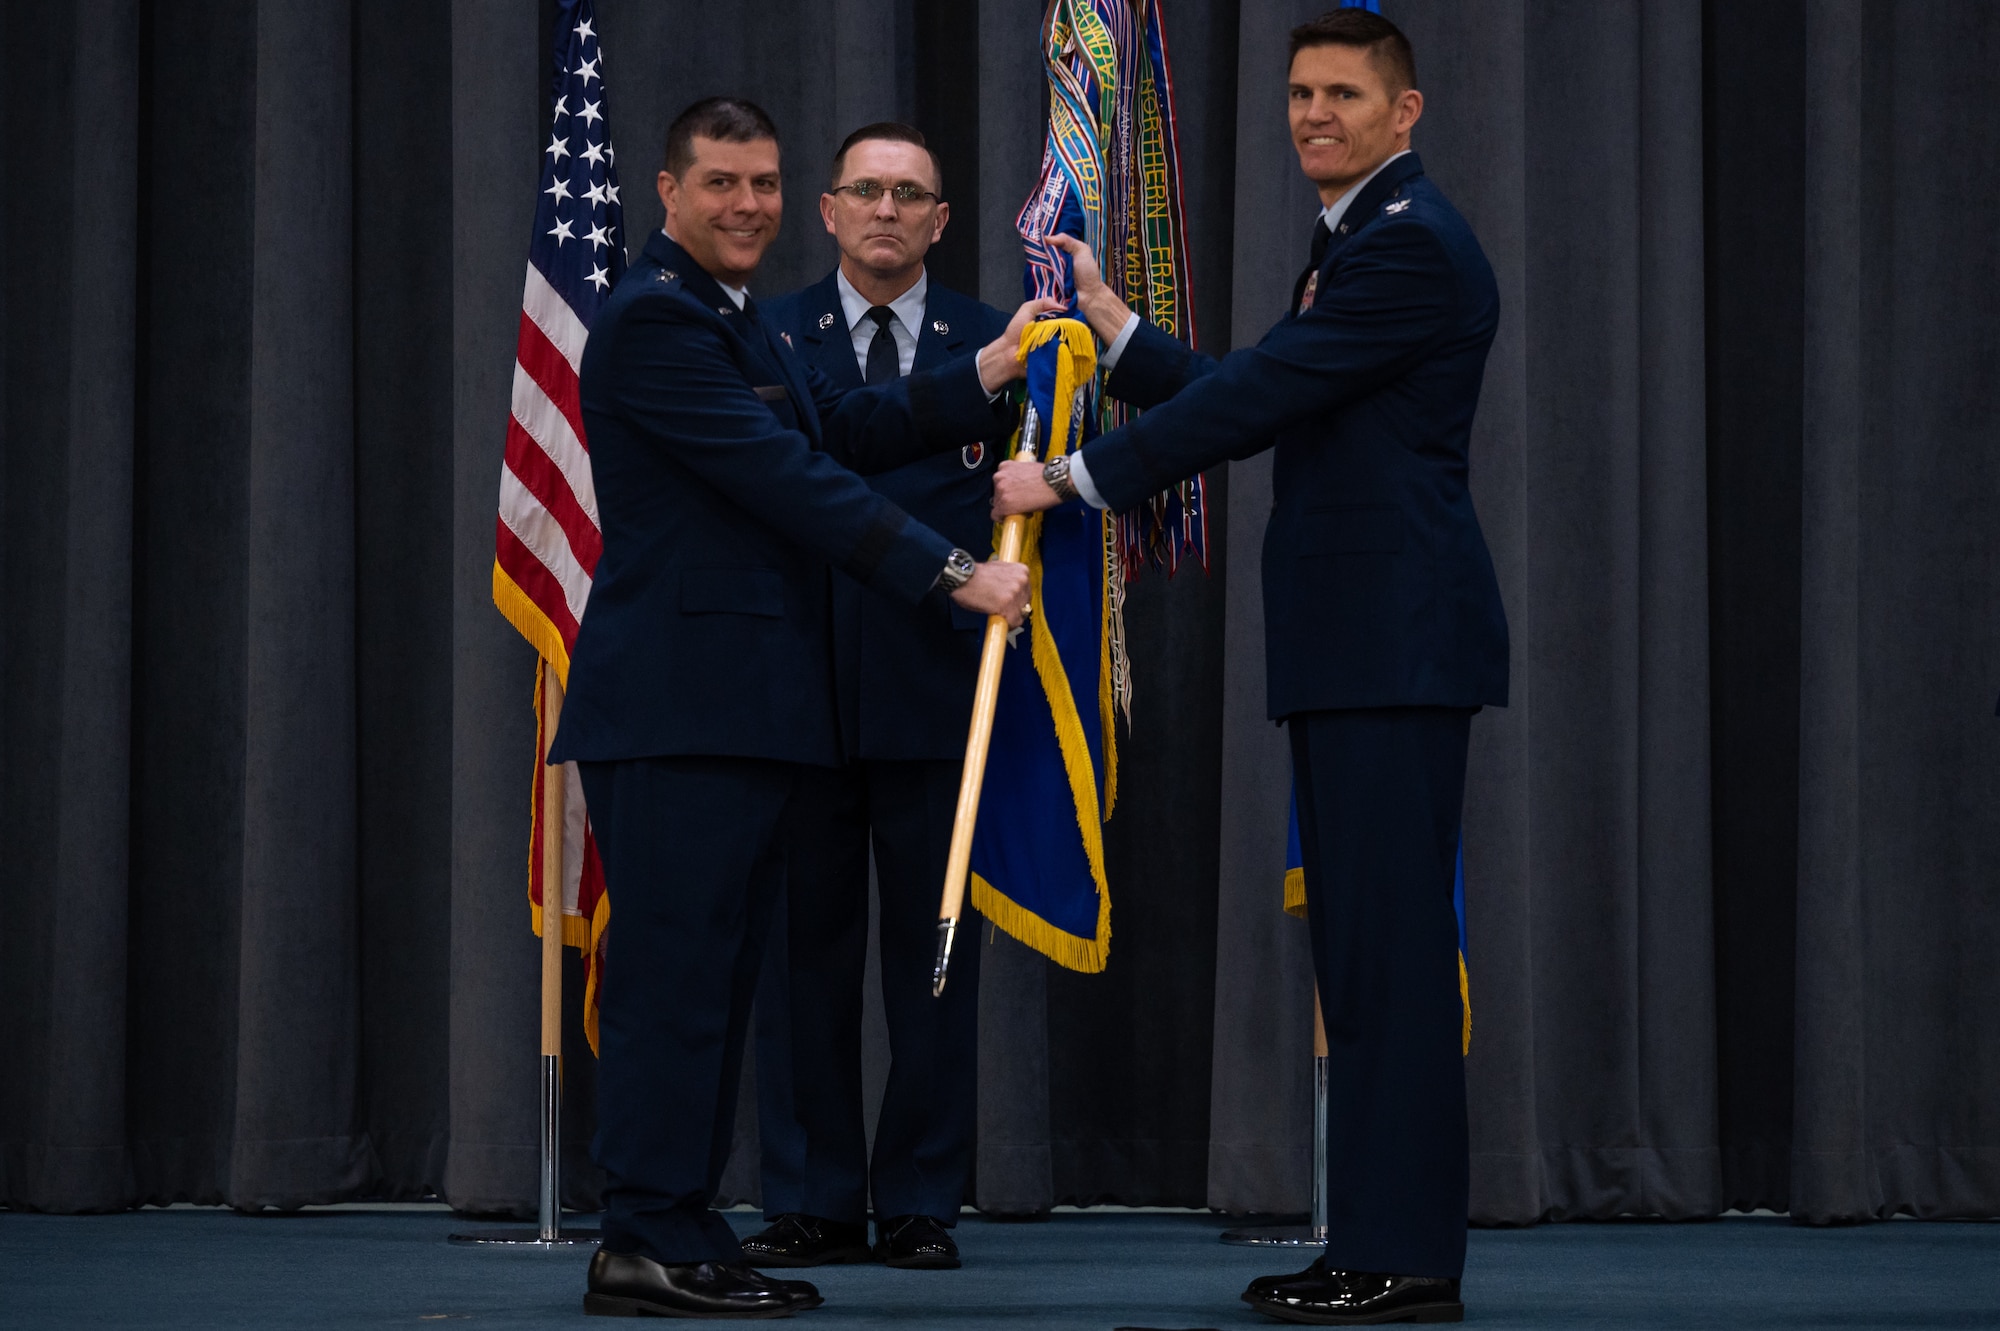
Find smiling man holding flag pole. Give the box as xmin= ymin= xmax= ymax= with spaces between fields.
xmin=994 ymin=6 xmax=1509 ymax=1323
xmin=545 ymin=85 xmax=1051 ymax=1316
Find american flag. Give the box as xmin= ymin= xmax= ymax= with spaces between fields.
xmin=491 ymin=0 xmax=623 ymax=1053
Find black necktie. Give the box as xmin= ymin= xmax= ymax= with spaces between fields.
xmin=1309 ymin=218 xmax=1333 ymax=269
xmin=864 ymin=305 xmax=900 ymax=385
xmin=739 ymin=293 xmax=760 ymax=325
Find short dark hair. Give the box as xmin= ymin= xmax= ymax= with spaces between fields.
xmin=831 ymin=121 xmax=944 ymax=198
xmin=1288 ymin=9 xmax=1417 ymax=94
xmin=663 ymin=96 xmax=780 ymax=177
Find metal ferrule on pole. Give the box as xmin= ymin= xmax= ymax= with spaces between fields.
xmin=1220 ymin=985 xmax=1332 ymax=1248
xmin=1312 ymin=1052 xmax=1330 ymax=1240
xmin=539 ymin=1053 xmax=561 ymax=1241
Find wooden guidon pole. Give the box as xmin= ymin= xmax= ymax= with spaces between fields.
xmin=933 ymin=406 xmax=1040 ymax=997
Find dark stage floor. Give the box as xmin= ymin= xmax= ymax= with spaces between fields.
xmin=1 ymin=1206 xmax=1995 ymax=1329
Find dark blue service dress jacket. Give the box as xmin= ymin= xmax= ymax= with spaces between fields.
xmin=763 ymin=274 xmax=1011 ymax=761
xmin=1081 ymin=152 xmax=1509 ymax=718
xmin=549 ymin=232 xmax=1012 ymax=768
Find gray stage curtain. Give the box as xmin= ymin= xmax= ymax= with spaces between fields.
xmin=4 ymin=0 xmax=1997 ymax=1225
xmin=0 ymin=0 xmax=142 ymax=1213
xmin=0 ymin=0 xmax=550 ymax=1214
xmin=1790 ymin=0 xmax=2000 ymax=1222
xmin=1423 ymin=0 xmax=1719 ymax=1223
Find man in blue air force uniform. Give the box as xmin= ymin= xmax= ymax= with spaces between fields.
xmin=741 ymin=123 xmax=1010 ymax=1273
xmin=996 ymin=11 xmax=1506 ymax=1325
xmin=549 ymin=97 xmax=1050 ymax=1320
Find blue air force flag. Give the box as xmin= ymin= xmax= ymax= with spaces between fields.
xmin=967 ymin=322 xmax=1115 ymax=972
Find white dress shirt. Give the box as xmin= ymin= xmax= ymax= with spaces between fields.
xmin=837 ymin=267 xmax=927 ymax=380
xmin=1068 ymin=150 xmax=1413 ymax=510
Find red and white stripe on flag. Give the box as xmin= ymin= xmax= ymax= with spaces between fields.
xmin=496 ymin=264 xmax=613 ymax=1052
xmin=496 ymin=261 xmax=600 ymax=674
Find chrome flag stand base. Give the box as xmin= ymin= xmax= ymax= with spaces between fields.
xmin=449 ymin=1055 xmax=599 ymax=1247
xmin=1222 ymin=1053 xmax=1330 ymax=1247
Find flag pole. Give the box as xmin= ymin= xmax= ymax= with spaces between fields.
xmin=536 ymin=668 xmax=567 ymax=1241
xmin=933 ymin=406 xmax=1039 ymax=998
xmin=1310 ymin=989 xmax=1330 ymax=1241
xmin=448 ymin=666 xmax=598 ymax=1247
xmin=1220 ymin=985 xmax=1332 ymax=1246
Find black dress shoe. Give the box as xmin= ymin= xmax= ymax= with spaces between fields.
xmin=873 ymin=1214 xmax=961 ymax=1270
xmin=583 ymin=1248 xmax=822 ymax=1318
xmin=1244 ymin=1253 xmax=1335 ymax=1300
xmin=740 ymin=1213 xmax=873 ymax=1268
xmin=1245 ymin=1264 xmax=1462 ymax=1325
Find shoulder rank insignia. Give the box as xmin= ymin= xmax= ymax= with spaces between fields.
xmin=933 ymin=320 xmax=949 ymax=335
xmin=818 ymin=312 xmax=836 ymax=330
xmin=1384 ymin=198 xmax=1412 ymax=215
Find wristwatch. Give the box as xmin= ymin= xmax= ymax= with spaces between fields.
xmin=938 ymin=547 xmax=976 ymax=592
xmin=1043 ymin=454 xmax=1080 ymax=504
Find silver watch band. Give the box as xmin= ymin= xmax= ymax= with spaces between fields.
xmin=1044 ymin=455 xmax=1080 ymax=504
xmin=939 ymin=548 xmax=976 ymax=592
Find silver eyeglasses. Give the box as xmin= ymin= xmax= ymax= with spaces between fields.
xmin=832 ymin=180 xmax=941 ymax=207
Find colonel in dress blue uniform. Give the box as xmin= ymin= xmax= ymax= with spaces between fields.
xmin=734 ymin=124 xmax=1010 ymax=1275
xmin=996 ymin=13 xmax=1505 ymax=1325
xmin=549 ymin=98 xmax=1042 ymax=1321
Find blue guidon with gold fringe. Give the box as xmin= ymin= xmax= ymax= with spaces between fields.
xmin=972 ymin=0 xmax=1202 ymax=975
xmin=968 ymin=322 xmax=1115 ymax=971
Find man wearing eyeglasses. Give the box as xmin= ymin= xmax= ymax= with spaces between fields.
xmin=741 ymin=122 xmax=1011 ymax=1275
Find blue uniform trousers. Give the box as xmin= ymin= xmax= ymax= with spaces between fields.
xmin=1289 ymin=706 xmax=1474 ymax=1280
xmin=755 ymin=759 xmax=980 ymax=1225
xmin=578 ymin=755 xmax=802 ymax=1264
